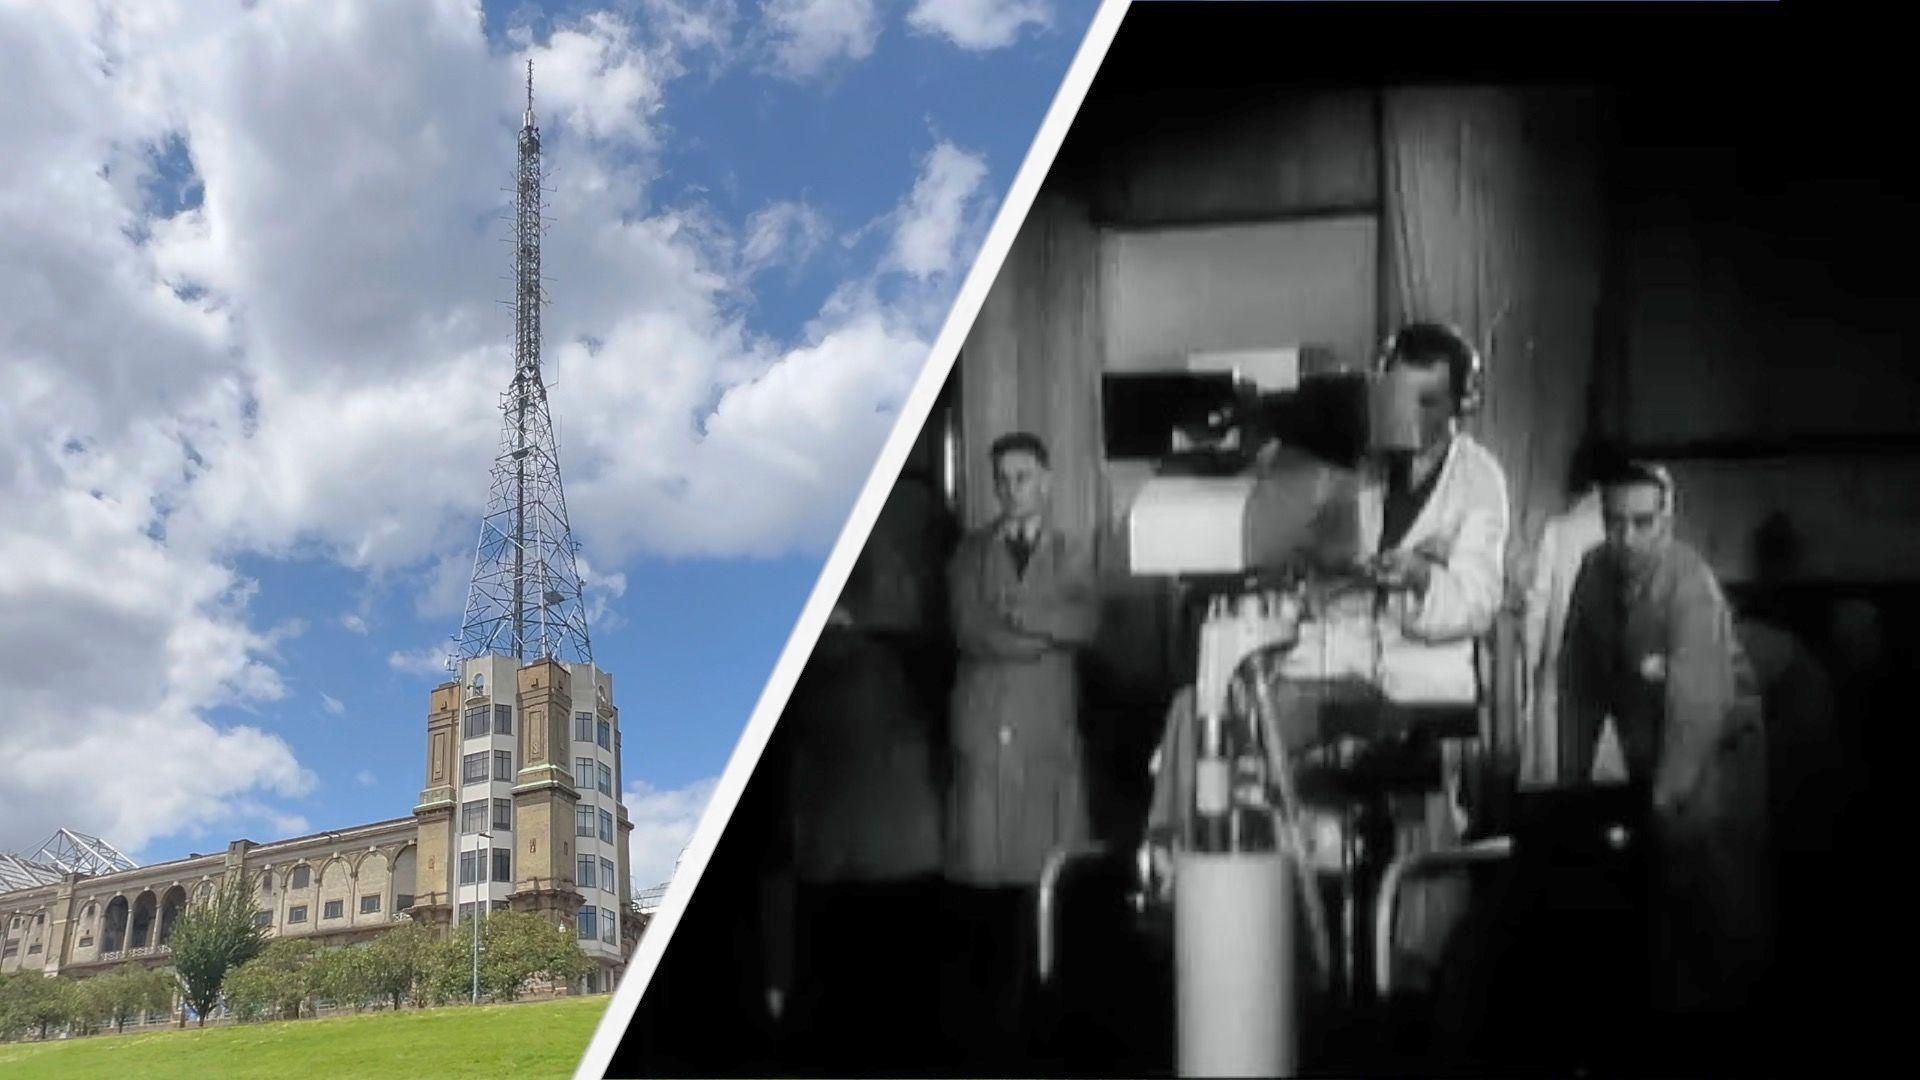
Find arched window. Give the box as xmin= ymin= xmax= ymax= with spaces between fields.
xmin=157 ymin=886 xmax=189 ymax=946
xmin=102 ymin=896 xmax=130 ymax=953
xmin=129 ymin=892 xmax=158 ymax=949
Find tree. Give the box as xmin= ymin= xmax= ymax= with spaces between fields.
xmin=0 ymin=973 xmax=24 ymax=1042
xmin=65 ymin=976 xmax=113 ymax=1037
xmin=129 ymin=966 xmax=178 ymax=1030
xmin=220 ymin=960 xmax=275 ymax=1024
xmin=0 ymin=972 xmax=70 ymax=1041
xmin=416 ymin=911 xmax=592 ymax=1005
xmin=167 ymin=873 xmax=266 ymax=1026
xmin=310 ymin=945 xmax=379 ymax=1014
xmin=365 ymin=921 xmax=437 ymax=1010
xmin=476 ymin=910 xmax=593 ymax=1002
xmin=422 ymin=923 xmax=480 ymax=1006
xmin=226 ymin=938 xmax=320 ymax=1022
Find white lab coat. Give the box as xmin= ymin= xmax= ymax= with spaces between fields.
xmin=1519 ymin=489 xmax=1605 ymax=785
xmin=1279 ymin=432 xmax=1511 ymax=703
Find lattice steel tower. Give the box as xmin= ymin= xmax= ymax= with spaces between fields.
xmin=452 ymin=62 xmax=593 ymax=667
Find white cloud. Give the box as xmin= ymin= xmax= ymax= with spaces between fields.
xmin=741 ymin=199 xmax=833 ymax=278
xmin=388 ymin=645 xmax=455 ymax=678
xmin=415 ymin=549 xmax=476 ymax=623
xmin=355 ymin=770 xmax=377 ymax=788
xmin=321 ymin=692 xmax=346 ymax=717
xmin=887 ymin=141 xmax=992 ymax=280
xmin=908 ymin=0 xmax=1051 ymax=50
xmin=266 ymin=811 xmax=313 ymax=839
xmin=763 ymin=0 xmax=880 ymax=80
xmin=0 ymin=1 xmax=994 ymax=858
xmin=531 ymin=11 xmax=674 ymax=148
xmin=578 ymin=555 xmax=630 ymax=636
xmin=624 ymin=777 xmax=718 ymax=891
xmin=638 ymin=0 xmax=744 ymax=57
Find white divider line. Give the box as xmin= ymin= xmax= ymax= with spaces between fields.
xmin=573 ymin=2 xmax=1135 ymax=1075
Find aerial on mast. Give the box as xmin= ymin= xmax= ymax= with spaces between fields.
xmin=451 ymin=62 xmax=593 ymax=669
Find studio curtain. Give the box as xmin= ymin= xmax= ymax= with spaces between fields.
xmin=1382 ymin=87 xmax=1603 ymax=562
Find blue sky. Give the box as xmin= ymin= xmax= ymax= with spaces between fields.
xmin=0 ymin=0 xmax=1099 ymax=892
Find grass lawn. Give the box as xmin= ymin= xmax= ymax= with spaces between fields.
xmin=0 ymin=994 xmax=611 ymax=1079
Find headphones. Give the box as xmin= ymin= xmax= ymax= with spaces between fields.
xmin=1631 ymin=460 xmax=1678 ymax=517
xmin=1376 ymin=321 xmax=1486 ymax=417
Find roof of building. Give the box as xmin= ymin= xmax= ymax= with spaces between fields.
xmin=0 ymin=852 xmax=63 ymax=892
xmin=0 ymin=818 xmax=418 ymax=907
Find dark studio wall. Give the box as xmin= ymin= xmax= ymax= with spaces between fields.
xmin=1599 ymin=77 xmax=1920 ymax=588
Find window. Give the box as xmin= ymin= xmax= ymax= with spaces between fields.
xmin=599 ymin=809 xmax=613 ymax=843
xmin=28 ymin=942 xmax=41 ymax=954
xmin=597 ymin=720 xmax=611 ymax=750
xmin=494 ymin=749 xmax=513 ymax=781
xmin=458 ymin=902 xmax=474 ymax=924
xmin=395 ymin=894 xmax=414 ymax=911
xmin=323 ymin=900 xmax=344 ymax=921
xmin=575 ymin=756 xmax=594 ymax=790
xmin=577 ymin=854 xmax=597 ymax=889
xmin=462 ymin=751 xmax=489 ymax=785
xmin=288 ymin=905 xmax=308 ymax=924
xmin=253 ymin=910 xmax=272 ymax=928
xmin=36 ymin=913 xmax=44 ymax=924
xmin=600 ymin=857 xmax=616 ymax=888
xmin=491 ymin=900 xmax=509 ymax=914
xmin=492 ymin=848 xmax=512 ymax=883
xmin=575 ymin=712 xmax=593 ymax=742
xmin=462 ymin=799 xmax=487 ymax=834
xmin=576 ymin=806 xmax=594 ymax=837
xmin=464 ymin=705 xmax=489 ymax=739
xmin=79 ymin=935 xmax=94 ymax=948
xmin=459 ymin=851 xmax=479 ymax=885
xmin=360 ymin=895 xmax=381 ymax=915
xmin=493 ymin=797 xmax=513 ymax=831
xmin=291 ymin=865 xmax=311 ymax=889
xmin=493 ymin=703 xmax=513 ymax=736
xmin=577 ymin=907 xmax=598 ymax=940
xmin=602 ymin=907 xmax=616 ymax=944
xmin=597 ymin=762 xmax=612 ymax=795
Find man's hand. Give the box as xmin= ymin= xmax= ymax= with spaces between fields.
xmin=1370 ymin=548 xmax=1437 ymax=593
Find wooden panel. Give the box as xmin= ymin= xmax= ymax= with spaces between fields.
xmin=1083 ymin=89 xmax=1379 ymax=226
xmin=1103 ymin=215 xmax=1379 ymax=375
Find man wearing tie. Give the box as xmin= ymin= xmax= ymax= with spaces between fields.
xmin=943 ymin=431 xmax=1100 ymax=1065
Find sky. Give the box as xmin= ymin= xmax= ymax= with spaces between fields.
xmin=0 ymin=0 xmax=1099 ymax=896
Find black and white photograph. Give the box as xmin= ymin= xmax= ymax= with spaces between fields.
xmin=612 ymin=3 xmax=1905 ymax=1076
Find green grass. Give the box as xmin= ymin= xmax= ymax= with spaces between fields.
xmin=0 ymin=995 xmax=611 ymax=1079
